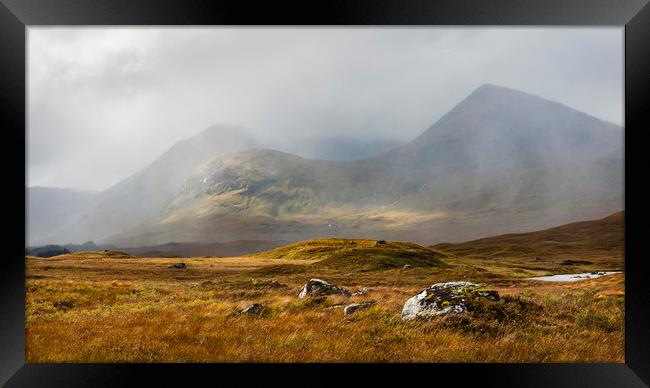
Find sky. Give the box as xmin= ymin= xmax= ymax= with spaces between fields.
xmin=28 ymin=27 xmax=623 ymax=191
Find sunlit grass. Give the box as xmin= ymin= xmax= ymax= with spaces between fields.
xmin=25 ymin=248 xmax=624 ymax=363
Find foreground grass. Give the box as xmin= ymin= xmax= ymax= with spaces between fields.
xmin=25 ymin=252 xmax=624 ymax=363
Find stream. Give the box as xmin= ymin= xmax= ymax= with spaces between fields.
xmin=528 ymin=271 xmax=621 ymax=282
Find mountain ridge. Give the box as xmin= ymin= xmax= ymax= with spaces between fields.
xmin=105 ymin=84 xmax=623 ymax=247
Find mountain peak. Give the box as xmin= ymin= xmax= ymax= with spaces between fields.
xmin=476 ymin=83 xmax=510 ymax=91
xmin=469 ymin=83 xmax=538 ymax=100
xmin=448 ymin=83 xmax=613 ymax=125
xmin=397 ymin=82 xmax=622 ymax=163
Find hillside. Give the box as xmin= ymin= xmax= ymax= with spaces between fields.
xmin=46 ymin=250 xmax=133 ymax=260
xmin=256 ymin=238 xmax=448 ymax=271
xmin=109 ymin=84 xmax=623 ymax=247
xmin=43 ymin=126 xmax=259 ymax=244
xmin=433 ymin=211 xmax=624 ymax=262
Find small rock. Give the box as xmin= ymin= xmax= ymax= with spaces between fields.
xmin=169 ymin=263 xmax=187 ymax=269
xmin=402 ymin=264 xmax=412 ymax=270
xmin=241 ymin=303 xmax=266 ymax=315
xmin=401 ymin=281 xmax=499 ymax=320
xmin=298 ymin=279 xmax=351 ymax=298
xmin=375 ymin=240 xmax=387 ymax=246
xmin=352 ymin=287 xmax=369 ymax=296
xmin=344 ymin=301 xmax=376 ymax=315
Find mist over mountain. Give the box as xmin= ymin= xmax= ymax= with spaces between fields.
xmin=35 ymin=126 xmax=408 ymax=245
xmin=27 ymin=187 xmax=98 ymax=245
xmin=104 ymin=84 xmax=623 ymax=247
xmin=276 ymin=136 xmax=403 ymax=161
xmin=38 ymin=126 xmax=259 ymax=244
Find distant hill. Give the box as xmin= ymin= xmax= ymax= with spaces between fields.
xmin=48 ymin=250 xmax=133 ymax=260
xmin=43 ymin=125 xmax=260 ymax=244
xmin=27 ymin=187 xmax=98 ymax=245
xmin=120 ymin=240 xmax=288 ymax=258
xmin=256 ymin=238 xmax=447 ymax=271
xmin=109 ymin=84 xmax=623 ymax=246
xmin=432 ymin=211 xmax=624 ymax=261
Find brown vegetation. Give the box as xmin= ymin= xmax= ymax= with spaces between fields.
xmin=26 ymin=241 xmax=624 ymax=363
xmin=433 ymin=211 xmax=623 ymax=264
xmin=257 ymin=238 xmax=448 ymax=271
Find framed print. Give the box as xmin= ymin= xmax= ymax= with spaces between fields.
xmin=1 ymin=0 xmax=649 ymax=386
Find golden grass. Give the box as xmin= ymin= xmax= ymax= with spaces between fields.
xmin=26 ymin=248 xmax=624 ymax=363
xmin=256 ymin=238 xmax=447 ymax=271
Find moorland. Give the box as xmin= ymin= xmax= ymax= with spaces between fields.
xmin=26 ymin=212 xmax=624 ymax=362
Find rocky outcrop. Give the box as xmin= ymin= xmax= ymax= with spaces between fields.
xmin=401 ymin=281 xmax=499 ymax=320
xmin=344 ymin=301 xmax=376 ymax=315
xmin=298 ymin=279 xmax=351 ymax=298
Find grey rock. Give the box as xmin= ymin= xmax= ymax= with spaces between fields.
xmin=344 ymin=301 xmax=376 ymax=315
xmin=352 ymin=287 xmax=369 ymax=296
xmin=298 ymin=278 xmax=351 ymax=298
xmin=401 ymin=281 xmax=499 ymax=320
xmin=241 ymin=303 xmax=266 ymax=315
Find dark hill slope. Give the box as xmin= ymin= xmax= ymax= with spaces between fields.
xmin=432 ymin=211 xmax=624 ymax=261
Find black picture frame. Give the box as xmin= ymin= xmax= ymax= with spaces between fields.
xmin=1 ymin=0 xmax=648 ymax=386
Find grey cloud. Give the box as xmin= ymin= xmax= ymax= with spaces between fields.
xmin=27 ymin=27 xmax=623 ymax=191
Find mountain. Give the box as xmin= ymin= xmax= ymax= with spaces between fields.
xmin=108 ymin=84 xmax=623 ymax=247
xmin=42 ymin=125 xmax=260 ymax=244
xmin=432 ymin=211 xmax=624 ymax=262
xmin=27 ymin=187 xmax=98 ymax=245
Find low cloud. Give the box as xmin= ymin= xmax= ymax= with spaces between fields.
xmin=28 ymin=27 xmax=623 ymax=190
